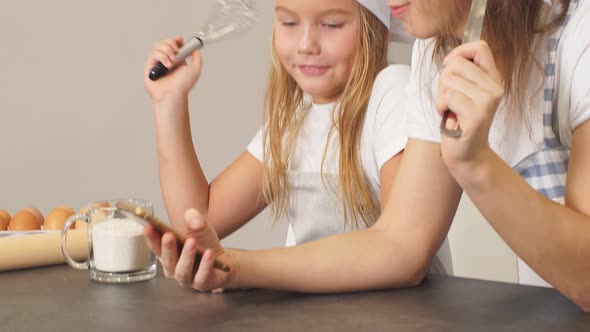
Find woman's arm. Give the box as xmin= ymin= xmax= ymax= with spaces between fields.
xmin=438 ymin=41 xmax=590 ymax=310
xmin=166 ymin=139 xmax=463 ymax=293
xmin=452 ymin=121 xmax=590 ymax=310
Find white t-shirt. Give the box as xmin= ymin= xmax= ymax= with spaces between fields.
xmin=248 ymin=64 xmax=408 ymax=237
xmin=405 ymin=3 xmax=590 ymax=286
xmin=249 ymin=64 xmax=409 ymax=239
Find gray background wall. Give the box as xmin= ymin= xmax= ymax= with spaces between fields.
xmin=0 ymin=0 xmax=517 ymax=283
xmin=0 ymin=0 xmax=286 ymax=249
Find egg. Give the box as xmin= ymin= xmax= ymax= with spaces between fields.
xmin=44 ymin=207 xmax=75 ymax=231
xmin=56 ymin=205 xmax=75 ymax=215
xmin=0 ymin=209 xmax=10 ymax=231
xmin=9 ymin=211 xmax=41 ymax=231
xmin=75 ymin=207 xmax=89 ymax=230
xmin=23 ymin=207 xmax=44 ymax=225
xmin=89 ymin=202 xmax=110 ymax=222
xmin=91 ymin=202 xmax=111 ymax=209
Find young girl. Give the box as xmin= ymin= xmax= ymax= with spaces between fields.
xmin=144 ymin=0 xmax=451 ymax=292
xmin=387 ymin=0 xmax=590 ymax=309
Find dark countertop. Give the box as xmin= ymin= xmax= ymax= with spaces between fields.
xmin=1 ymin=265 xmax=588 ymax=331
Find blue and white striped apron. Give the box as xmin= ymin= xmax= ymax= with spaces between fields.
xmin=513 ymin=0 xmax=581 ymax=286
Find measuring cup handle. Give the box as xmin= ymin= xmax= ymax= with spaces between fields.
xmin=440 ymin=110 xmax=463 ymax=138
xmin=61 ymin=214 xmax=89 ymax=270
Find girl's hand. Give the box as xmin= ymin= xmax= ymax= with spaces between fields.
xmin=144 ymin=37 xmax=203 ymax=104
xmin=436 ymin=41 xmax=504 ymax=170
xmin=144 ymin=208 xmax=236 ymax=292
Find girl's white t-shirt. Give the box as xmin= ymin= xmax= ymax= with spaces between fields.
xmin=405 ymin=3 xmax=590 ymax=286
xmin=248 ymin=65 xmax=409 ymax=243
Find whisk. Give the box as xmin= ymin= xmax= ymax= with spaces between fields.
xmin=149 ymin=0 xmax=257 ymax=81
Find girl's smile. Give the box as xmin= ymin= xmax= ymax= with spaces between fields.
xmin=297 ymin=64 xmax=332 ymax=76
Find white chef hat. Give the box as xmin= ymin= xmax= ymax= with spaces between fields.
xmin=356 ymin=0 xmax=414 ymax=43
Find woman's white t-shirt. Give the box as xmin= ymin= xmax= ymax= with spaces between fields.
xmin=405 ymin=3 xmax=590 ymax=286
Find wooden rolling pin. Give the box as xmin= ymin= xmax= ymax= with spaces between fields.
xmin=0 ymin=230 xmax=88 ymax=271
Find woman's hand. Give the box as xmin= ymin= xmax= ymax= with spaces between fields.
xmin=144 ymin=36 xmax=203 ymax=104
xmin=436 ymin=41 xmax=504 ymax=171
xmin=144 ymin=208 xmax=236 ymax=292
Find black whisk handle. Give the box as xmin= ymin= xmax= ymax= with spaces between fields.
xmin=149 ymin=62 xmax=169 ymax=81
xmin=148 ymin=37 xmax=204 ymax=81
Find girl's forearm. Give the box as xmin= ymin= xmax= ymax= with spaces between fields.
xmin=451 ymin=149 xmax=590 ymax=308
xmin=153 ymin=98 xmax=210 ymax=234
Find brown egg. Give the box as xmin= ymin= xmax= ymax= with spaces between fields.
xmin=75 ymin=207 xmax=89 ymax=230
xmin=23 ymin=207 xmax=44 ymax=225
xmin=9 ymin=211 xmax=41 ymax=231
xmin=88 ymin=202 xmax=110 ymax=222
xmin=90 ymin=202 xmax=111 ymax=209
xmin=0 ymin=209 xmax=10 ymax=231
xmin=44 ymin=208 xmax=75 ymax=231
xmin=56 ymin=205 xmax=75 ymax=215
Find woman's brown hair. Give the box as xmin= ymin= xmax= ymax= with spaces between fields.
xmin=432 ymin=0 xmax=571 ymax=127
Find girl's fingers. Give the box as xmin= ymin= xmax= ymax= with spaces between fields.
xmin=185 ymin=209 xmax=222 ymax=253
xmin=160 ymin=233 xmax=179 ymax=278
xmin=146 ymin=39 xmax=182 ymax=70
xmin=153 ymin=44 xmax=177 ymax=63
xmin=174 ymin=238 xmax=199 ymax=287
xmin=193 ymin=249 xmax=218 ymax=291
xmin=143 ymin=225 xmax=163 ymax=257
xmin=151 ymin=46 xmax=177 ymax=69
xmin=145 ymin=51 xmax=175 ymax=71
xmin=162 ymin=38 xmax=181 ymax=52
xmin=188 ymin=50 xmax=203 ymax=68
xmin=173 ymin=36 xmax=184 ymax=47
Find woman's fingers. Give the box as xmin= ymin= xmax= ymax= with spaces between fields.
xmin=445 ymin=41 xmax=501 ymax=81
xmin=437 ymin=88 xmax=475 ymax=121
xmin=436 ymin=40 xmax=504 ymax=139
xmin=437 ymin=74 xmax=486 ymax=112
xmin=441 ymin=56 xmax=503 ymax=99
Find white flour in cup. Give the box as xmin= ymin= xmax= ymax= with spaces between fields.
xmin=91 ymin=218 xmax=153 ymax=272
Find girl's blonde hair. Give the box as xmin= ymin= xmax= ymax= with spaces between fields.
xmin=430 ymin=0 xmax=571 ymax=126
xmin=261 ymin=4 xmax=389 ymax=228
